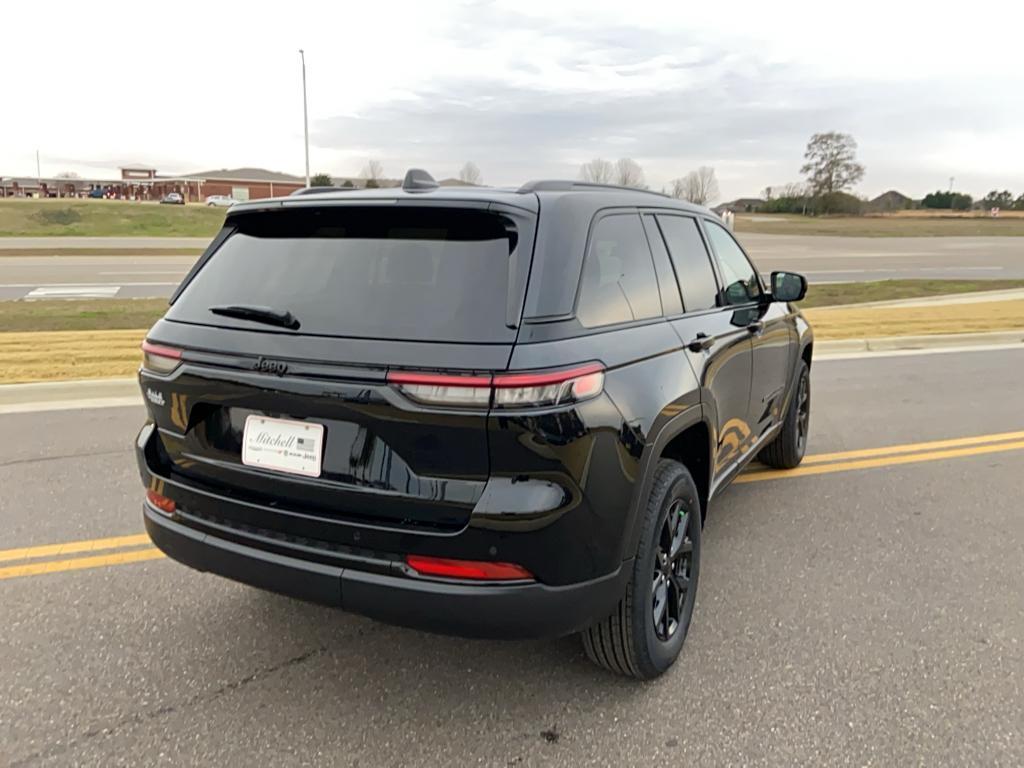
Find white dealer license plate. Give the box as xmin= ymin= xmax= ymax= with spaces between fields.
xmin=241 ymin=415 xmax=324 ymax=478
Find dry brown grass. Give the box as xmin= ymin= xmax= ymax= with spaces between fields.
xmin=735 ymin=213 xmax=1024 ymax=236
xmin=0 ymin=329 xmax=144 ymax=383
xmin=3 ymin=301 xmax=1024 ymax=383
xmin=803 ymin=299 xmax=1024 ymax=339
xmin=888 ymin=209 xmax=1024 ymax=219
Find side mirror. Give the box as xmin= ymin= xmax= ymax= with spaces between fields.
xmin=771 ymin=271 xmax=807 ymax=303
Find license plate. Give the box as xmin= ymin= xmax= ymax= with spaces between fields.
xmin=241 ymin=415 xmax=324 ymax=478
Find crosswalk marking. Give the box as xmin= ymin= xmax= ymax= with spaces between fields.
xmin=24 ymin=285 xmax=121 ymax=299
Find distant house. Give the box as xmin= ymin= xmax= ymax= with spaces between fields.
xmin=713 ymin=198 xmax=765 ymax=214
xmin=868 ymin=190 xmax=915 ymax=212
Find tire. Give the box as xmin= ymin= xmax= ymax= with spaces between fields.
xmin=759 ymin=359 xmax=810 ymax=469
xmin=582 ymin=459 xmax=702 ymax=680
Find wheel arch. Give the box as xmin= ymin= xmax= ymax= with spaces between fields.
xmin=622 ymin=406 xmax=714 ymax=559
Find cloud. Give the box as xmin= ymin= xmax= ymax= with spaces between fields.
xmin=5 ymin=1 xmax=1022 ymax=198
xmin=305 ymin=5 xmax=1024 ymax=197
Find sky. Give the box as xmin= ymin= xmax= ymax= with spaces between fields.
xmin=3 ymin=0 xmax=1023 ymax=202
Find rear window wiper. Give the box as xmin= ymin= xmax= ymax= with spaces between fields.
xmin=209 ymin=304 xmax=300 ymax=330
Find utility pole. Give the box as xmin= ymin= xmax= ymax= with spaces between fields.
xmin=36 ymin=149 xmax=41 ymax=185
xmin=299 ymin=49 xmax=310 ymax=188
xmin=949 ymin=176 xmax=955 ymax=192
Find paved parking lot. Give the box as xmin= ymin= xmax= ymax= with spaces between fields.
xmin=2 ymin=347 xmax=1022 ymax=766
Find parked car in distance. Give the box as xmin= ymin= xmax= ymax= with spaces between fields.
xmin=136 ymin=170 xmax=812 ymax=679
xmin=205 ymin=195 xmax=238 ymax=207
xmin=160 ymin=192 xmax=184 ymax=205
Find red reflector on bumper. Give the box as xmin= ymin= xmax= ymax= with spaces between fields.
xmin=146 ymin=489 xmax=176 ymax=515
xmin=406 ymin=555 xmax=533 ymax=581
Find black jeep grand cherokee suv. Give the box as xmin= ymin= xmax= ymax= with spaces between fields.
xmin=137 ymin=171 xmax=812 ymax=679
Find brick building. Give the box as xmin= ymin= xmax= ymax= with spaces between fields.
xmin=1 ymin=166 xmax=306 ymax=201
xmin=185 ymin=168 xmax=305 ymax=200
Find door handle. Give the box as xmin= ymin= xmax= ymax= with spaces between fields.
xmin=746 ymin=320 xmax=765 ymax=335
xmin=687 ymin=332 xmax=714 ymax=353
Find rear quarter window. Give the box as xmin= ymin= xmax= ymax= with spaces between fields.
xmin=167 ymin=207 xmax=520 ymax=343
xmin=576 ymin=213 xmax=662 ymax=328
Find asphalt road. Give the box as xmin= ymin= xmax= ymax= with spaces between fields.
xmin=1 ymin=234 xmax=1022 ymax=300
xmin=2 ymin=347 xmax=1022 ymax=766
xmin=743 ymin=233 xmax=1024 ymax=283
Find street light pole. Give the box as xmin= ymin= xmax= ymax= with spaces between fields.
xmin=300 ymin=49 xmax=310 ymax=188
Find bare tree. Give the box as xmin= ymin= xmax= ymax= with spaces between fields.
xmin=800 ymin=132 xmax=865 ymax=196
xmin=55 ymin=171 xmax=80 ymax=179
xmin=458 ymin=161 xmax=482 ymax=186
xmin=579 ymin=157 xmax=614 ymax=184
xmin=362 ymin=159 xmax=384 ymax=188
xmin=615 ymin=158 xmax=645 ymax=188
xmin=778 ymin=182 xmax=810 ymax=198
xmin=673 ymin=167 xmax=719 ymax=206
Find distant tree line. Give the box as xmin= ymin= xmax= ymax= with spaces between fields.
xmin=918 ymin=190 xmax=1024 ymax=211
xmin=977 ymin=190 xmax=1024 ymax=211
xmin=921 ymin=190 xmax=973 ymax=210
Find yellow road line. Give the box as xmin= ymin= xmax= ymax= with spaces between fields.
xmin=0 ymin=547 xmax=165 ymax=581
xmin=3 ymin=429 xmax=1023 ymax=581
xmin=799 ymin=429 xmax=1024 ymax=465
xmin=736 ymin=439 xmax=1024 ymax=484
xmin=0 ymin=533 xmax=152 ymax=564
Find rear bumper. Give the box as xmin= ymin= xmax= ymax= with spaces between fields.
xmin=144 ymin=504 xmax=630 ymax=639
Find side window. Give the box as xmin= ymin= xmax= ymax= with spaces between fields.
xmin=656 ymin=215 xmax=720 ymax=312
xmin=641 ymin=215 xmax=683 ymax=317
xmin=576 ymin=213 xmax=662 ymax=328
xmin=703 ymin=220 xmax=763 ymax=306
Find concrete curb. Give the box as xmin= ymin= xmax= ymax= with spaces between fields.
xmin=817 ymin=329 xmax=1024 ymax=354
xmin=0 ymin=377 xmax=141 ymax=413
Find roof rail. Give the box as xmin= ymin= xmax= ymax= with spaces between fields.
xmin=402 ymin=168 xmax=439 ymax=192
xmin=516 ymin=180 xmax=671 ymax=199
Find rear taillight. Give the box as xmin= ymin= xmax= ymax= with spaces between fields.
xmin=406 ymin=555 xmax=534 ymax=581
xmin=386 ymin=371 xmax=492 ymax=407
xmin=386 ymin=363 xmax=604 ymax=409
xmin=141 ymin=340 xmax=182 ymax=375
xmin=493 ymin=363 xmax=605 ymax=408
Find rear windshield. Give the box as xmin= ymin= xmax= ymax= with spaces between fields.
xmin=167 ymin=206 xmax=520 ymax=343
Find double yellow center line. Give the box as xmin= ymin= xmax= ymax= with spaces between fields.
xmin=2 ymin=429 xmax=1022 ymax=581
xmin=0 ymin=533 xmax=164 ymax=581
xmin=736 ymin=428 xmax=1024 ymax=484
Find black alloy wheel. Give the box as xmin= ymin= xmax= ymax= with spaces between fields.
xmin=582 ymin=459 xmax=702 ymax=679
xmin=652 ymin=499 xmax=695 ymax=642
